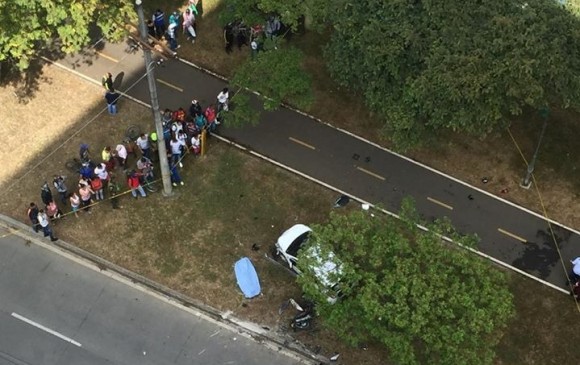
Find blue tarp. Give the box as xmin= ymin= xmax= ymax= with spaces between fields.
xmin=234 ymin=257 xmax=261 ymax=299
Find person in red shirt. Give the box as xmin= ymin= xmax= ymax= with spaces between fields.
xmin=127 ymin=171 xmax=146 ymax=199
xmin=204 ymin=104 xmax=218 ymax=132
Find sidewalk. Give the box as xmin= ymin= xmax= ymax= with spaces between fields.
xmin=47 ymin=39 xmax=579 ymax=292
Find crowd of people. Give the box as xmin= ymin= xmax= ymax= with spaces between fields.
xmin=147 ymin=0 xmax=200 ymax=52
xmin=27 ymin=85 xmax=229 ymax=242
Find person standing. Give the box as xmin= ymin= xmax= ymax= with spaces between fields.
xmin=127 ymin=171 xmax=147 ymax=199
xmin=37 ymin=209 xmax=58 ymax=242
xmin=41 ymin=182 xmax=53 ymax=205
xmin=166 ymin=22 xmax=179 ymax=52
xmin=53 ymin=175 xmax=68 ymax=205
xmin=217 ymin=87 xmax=229 ymax=112
xmin=169 ymin=136 xmax=184 ymax=168
xmin=105 ymin=90 xmax=120 ymax=115
xmin=115 ymin=144 xmax=128 ymax=168
xmin=79 ymin=183 xmax=94 ymax=214
xmin=183 ymin=8 xmax=196 ymax=43
xmin=136 ymin=133 xmax=151 ymax=159
xmin=91 ymin=177 xmax=104 ymax=201
xmin=69 ymin=192 xmax=80 ymax=218
xmin=153 ymin=9 xmax=166 ymax=39
xmin=27 ymin=202 xmax=40 ymax=232
xmin=102 ymin=72 xmax=114 ymax=92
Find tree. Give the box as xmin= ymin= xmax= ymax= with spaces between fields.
xmin=323 ymin=0 xmax=580 ymax=149
xmin=296 ymin=199 xmax=515 ymax=365
xmin=225 ymin=46 xmax=313 ymax=127
xmin=0 ymin=0 xmax=136 ymax=71
xmin=219 ymin=0 xmax=318 ymax=30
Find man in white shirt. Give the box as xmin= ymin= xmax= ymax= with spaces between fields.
xmin=115 ymin=144 xmax=128 ymax=168
xmin=169 ymin=137 xmax=184 ymax=168
xmin=135 ymin=133 xmax=151 ymax=159
xmin=38 ymin=209 xmax=58 ymax=241
xmin=217 ymin=87 xmax=229 ymax=112
xmin=94 ymin=163 xmax=109 ymax=181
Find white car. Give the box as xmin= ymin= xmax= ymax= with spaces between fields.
xmin=274 ymin=224 xmax=342 ymax=303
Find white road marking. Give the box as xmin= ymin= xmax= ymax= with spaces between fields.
xmin=288 ymin=137 xmax=315 ymax=150
xmin=198 ymin=349 xmax=206 ymax=355
xmin=427 ymin=196 xmax=454 ymax=210
xmin=210 ymin=330 xmax=220 ymax=337
xmin=11 ymin=312 xmax=82 ymax=347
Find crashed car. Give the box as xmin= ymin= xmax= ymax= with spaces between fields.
xmin=273 ymin=224 xmax=343 ymax=303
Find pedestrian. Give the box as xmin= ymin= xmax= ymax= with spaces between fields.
xmin=569 ymin=257 xmax=580 ymax=284
xmin=105 ymin=90 xmax=120 ymax=115
xmin=37 ymin=209 xmax=58 ymax=241
xmin=189 ymin=99 xmax=202 ymax=118
xmin=166 ymin=22 xmax=179 ymax=52
xmin=204 ymin=104 xmax=219 ymax=131
xmin=109 ymin=175 xmax=121 ymax=209
xmin=79 ymin=143 xmax=91 ymax=162
xmin=127 ymin=171 xmax=147 ymax=199
xmin=27 ymin=202 xmax=40 ymax=232
xmin=169 ymin=11 xmax=180 ymax=29
xmin=102 ymin=146 xmax=115 ymax=170
xmin=190 ymin=133 xmax=201 ymax=155
xmin=136 ymin=133 xmax=151 ymax=159
xmin=94 ymin=163 xmax=110 ymax=192
xmin=170 ymin=162 xmax=184 ymax=187
xmin=217 ymin=87 xmax=229 ymax=112
xmin=115 ymin=144 xmax=128 ymax=168
xmin=183 ymin=8 xmax=196 ymax=43
xmin=91 ymin=177 xmax=104 ymax=201
xmin=152 ymin=9 xmax=166 ymax=39
xmin=194 ymin=112 xmax=207 ymax=130
xmin=136 ymin=156 xmax=155 ymax=191
xmin=52 ymin=175 xmax=68 ymax=205
xmin=41 ymin=182 xmax=53 ymax=205
xmin=69 ymin=192 xmax=80 ymax=218
xmin=79 ymin=161 xmax=94 ymax=180
xmin=46 ymin=201 xmax=63 ymax=220
xmin=102 ymin=72 xmax=114 ymax=92
xmin=169 ymin=136 xmax=184 ymax=168
xmin=79 ymin=182 xmax=94 ymax=213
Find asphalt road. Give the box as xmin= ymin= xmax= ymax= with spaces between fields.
xmin=0 ymin=226 xmax=308 ymax=365
xmin=47 ymin=39 xmax=579 ymax=290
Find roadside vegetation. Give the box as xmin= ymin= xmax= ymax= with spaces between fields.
xmin=0 ymin=0 xmax=579 ymax=364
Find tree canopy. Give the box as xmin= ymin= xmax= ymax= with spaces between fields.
xmin=226 ymin=46 xmax=313 ymax=126
xmin=297 ymin=200 xmax=515 ymax=365
xmin=323 ymin=0 xmax=580 ymax=149
xmin=0 ymin=0 xmax=136 ymax=70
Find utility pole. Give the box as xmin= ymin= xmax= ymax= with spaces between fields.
xmin=135 ymin=0 xmax=172 ymax=196
xmin=520 ymin=107 xmax=550 ymax=189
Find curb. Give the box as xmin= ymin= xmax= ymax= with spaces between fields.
xmin=0 ymin=214 xmax=327 ymax=364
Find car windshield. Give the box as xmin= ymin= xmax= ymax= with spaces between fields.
xmin=287 ymin=232 xmax=310 ymax=257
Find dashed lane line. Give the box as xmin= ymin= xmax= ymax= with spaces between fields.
xmin=427 ymin=196 xmax=454 ymax=210
xmin=156 ymin=78 xmax=183 ymax=92
xmin=11 ymin=312 xmax=82 ymax=347
xmin=498 ymin=228 xmax=527 ymax=243
xmin=288 ymin=137 xmax=315 ymax=150
xmin=95 ymin=51 xmax=119 ymax=63
xmin=356 ymin=166 xmax=386 ymax=181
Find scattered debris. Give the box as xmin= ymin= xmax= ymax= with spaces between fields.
xmin=352 ymin=153 xmax=360 ymax=160
xmin=481 ymin=177 xmax=489 ymax=184
xmin=251 ymin=243 xmax=260 ymax=251
xmin=361 ymin=203 xmax=370 ymax=210
xmin=330 ymin=353 xmax=340 ymax=361
xmin=500 ymin=188 xmax=509 ymax=194
xmin=468 ymin=194 xmax=474 ymax=200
